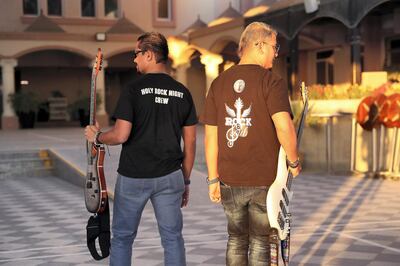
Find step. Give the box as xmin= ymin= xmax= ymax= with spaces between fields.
xmin=0 ymin=150 xmax=53 ymax=178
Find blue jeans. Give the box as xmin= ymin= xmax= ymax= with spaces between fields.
xmin=220 ymin=184 xmax=270 ymax=266
xmin=110 ymin=170 xmax=186 ymax=266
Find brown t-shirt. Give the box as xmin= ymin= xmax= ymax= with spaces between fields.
xmin=200 ymin=64 xmax=292 ymax=186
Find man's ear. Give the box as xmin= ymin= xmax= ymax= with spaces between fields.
xmin=255 ymin=42 xmax=264 ymax=55
xmin=146 ymin=50 xmax=154 ymax=62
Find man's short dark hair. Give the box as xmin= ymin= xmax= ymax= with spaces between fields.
xmin=137 ymin=32 xmax=169 ymax=64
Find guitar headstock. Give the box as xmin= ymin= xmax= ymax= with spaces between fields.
xmin=300 ymin=81 xmax=308 ymax=105
xmin=93 ymin=48 xmax=103 ymax=75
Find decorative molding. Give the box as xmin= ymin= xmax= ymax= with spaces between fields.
xmin=21 ymin=16 xmax=116 ymax=26
xmin=189 ymin=17 xmax=244 ymax=39
xmin=0 ymin=32 xmax=93 ymax=41
xmin=0 ymin=32 xmax=137 ymax=42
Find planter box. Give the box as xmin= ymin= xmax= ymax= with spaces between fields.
xmin=296 ymin=99 xmax=400 ymax=174
xmin=291 ymin=99 xmax=361 ymax=115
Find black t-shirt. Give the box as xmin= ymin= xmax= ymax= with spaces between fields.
xmin=113 ymin=73 xmax=198 ymax=178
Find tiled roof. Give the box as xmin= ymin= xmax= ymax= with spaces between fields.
xmin=181 ymin=15 xmax=207 ymax=36
xmin=217 ymin=2 xmax=242 ymax=19
xmin=24 ymin=11 xmax=64 ymax=33
xmin=107 ymin=15 xmax=144 ymax=34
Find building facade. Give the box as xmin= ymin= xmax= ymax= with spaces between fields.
xmin=0 ymin=0 xmax=253 ymax=129
xmin=1 ymin=0 xmax=400 ymax=129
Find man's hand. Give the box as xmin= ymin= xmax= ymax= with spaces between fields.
xmin=208 ymin=182 xmax=221 ymax=203
xmin=289 ymin=163 xmax=301 ymax=177
xmin=181 ymin=185 xmax=190 ymax=207
xmin=84 ymin=121 xmax=100 ymax=142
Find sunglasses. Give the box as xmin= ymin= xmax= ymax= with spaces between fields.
xmin=255 ymin=42 xmax=280 ymax=55
xmin=269 ymin=43 xmax=280 ymax=54
xmin=133 ymin=49 xmax=146 ymax=59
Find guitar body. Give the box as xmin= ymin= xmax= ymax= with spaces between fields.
xmin=84 ymin=48 xmax=108 ymax=214
xmin=85 ymin=143 xmax=107 ymax=213
xmin=267 ymin=146 xmax=293 ymax=240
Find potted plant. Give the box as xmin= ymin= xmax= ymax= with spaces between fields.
xmin=8 ymin=90 xmax=39 ymax=128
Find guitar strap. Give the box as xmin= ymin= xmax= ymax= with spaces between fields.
xmin=86 ymin=199 xmax=110 ymax=260
xmin=269 ymin=228 xmax=279 ymax=266
xmin=281 ymin=234 xmax=290 ymax=265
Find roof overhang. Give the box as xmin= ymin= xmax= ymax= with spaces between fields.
xmin=245 ymin=0 xmax=392 ymax=40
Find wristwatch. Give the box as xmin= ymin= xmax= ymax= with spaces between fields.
xmin=184 ymin=179 xmax=191 ymax=185
xmin=94 ymin=131 xmax=103 ymax=146
xmin=286 ymin=157 xmax=300 ymax=168
xmin=206 ymin=176 xmax=219 ymax=185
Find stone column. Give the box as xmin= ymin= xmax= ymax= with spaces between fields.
xmin=200 ymin=54 xmax=223 ymax=96
xmin=90 ymin=59 xmax=109 ymax=127
xmin=175 ymin=62 xmax=190 ymax=87
xmin=350 ymin=27 xmax=362 ymax=85
xmin=1 ymin=58 xmax=19 ymax=130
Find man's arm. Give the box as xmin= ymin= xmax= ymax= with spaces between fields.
xmin=85 ymin=119 xmax=132 ymax=145
xmin=205 ymin=125 xmax=220 ymax=203
xmin=182 ymin=125 xmax=196 ymax=181
xmin=180 ymin=125 xmax=196 ymax=208
xmin=271 ymin=111 xmax=301 ymax=176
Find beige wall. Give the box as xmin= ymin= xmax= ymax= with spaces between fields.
xmin=0 ymin=0 xmax=24 ymax=32
xmin=363 ymin=16 xmax=385 ymax=71
xmin=335 ymin=46 xmax=351 ymax=84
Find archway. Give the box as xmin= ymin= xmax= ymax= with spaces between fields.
xmin=187 ymin=50 xmax=206 ymax=116
xmin=295 ymin=17 xmax=350 ymax=86
xmin=358 ymin=0 xmax=400 ymax=81
xmin=218 ymin=41 xmax=240 ymax=73
xmin=17 ymin=49 xmax=92 ymax=125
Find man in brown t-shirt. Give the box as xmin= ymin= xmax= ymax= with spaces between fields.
xmin=200 ymin=22 xmax=301 ymax=265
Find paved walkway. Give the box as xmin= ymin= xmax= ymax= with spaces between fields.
xmin=1 ymin=126 xmax=400 ymax=265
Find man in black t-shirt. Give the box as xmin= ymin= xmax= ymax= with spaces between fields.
xmin=85 ymin=32 xmax=197 ymax=266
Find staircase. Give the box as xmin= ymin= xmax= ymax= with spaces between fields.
xmin=0 ymin=150 xmax=53 ymax=178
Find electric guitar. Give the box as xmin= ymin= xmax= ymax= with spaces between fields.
xmin=267 ymin=82 xmax=308 ymax=265
xmin=84 ymin=48 xmax=108 ymax=214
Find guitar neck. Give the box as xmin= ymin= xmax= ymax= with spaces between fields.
xmin=89 ymin=72 xmax=97 ymax=126
xmin=296 ymin=101 xmax=308 ymax=149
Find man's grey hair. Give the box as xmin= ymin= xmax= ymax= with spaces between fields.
xmin=238 ymin=22 xmax=277 ymax=58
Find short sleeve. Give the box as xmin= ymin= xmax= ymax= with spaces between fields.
xmin=265 ymin=75 xmax=292 ymax=117
xmin=184 ymin=92 xmax=198 ymax=126
xmin=113 ymin=87 xmax=134 ymax=122
xmin=199 ymin=80 xmax=218 ymax=125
